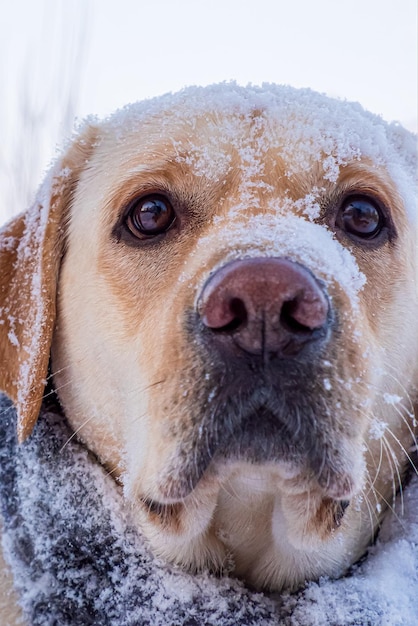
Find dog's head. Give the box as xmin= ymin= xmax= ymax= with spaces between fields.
xmin=1 ymin=84 xmax=417 ymax=590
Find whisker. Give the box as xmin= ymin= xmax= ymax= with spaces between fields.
xmin=368 ymin=484 xmax=406 ymax=531
xmin=60 ymin=413 xmax=98 ymax=452
xmin=384 ymin=365 xmax=416 ymax=417
xmin=43 ymin=378 xmax=73 ymax=399
xmin=363 ymin=438 xmax=384 ymax=495
xmin=0 ymin=401 xmax=17 ymax=419
xmin=104 ymin=465 xmax=121 ymax=479
xmin=389 ymin=403 xmax=418 ymax=453
xmin=126 ymin=377 xmax=168 ymax=398
xmin=384 ymin=427 xmax=418 ymax=476
xmin=46 ymin=363 xmax=73 ymax=380
xmin=381 ymin=434 xmax=404 ymax=514
xmin=361 ymin=474 xmax=380 ymax=538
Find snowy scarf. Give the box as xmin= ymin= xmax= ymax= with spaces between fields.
xmin=0 ymin=393 xmax=417 ymax=626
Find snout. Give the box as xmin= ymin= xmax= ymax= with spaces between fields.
xmin=165 ymin=256 xmax=355 ymax=502
xmin=198 ymin=257 xmax=330 ymax=357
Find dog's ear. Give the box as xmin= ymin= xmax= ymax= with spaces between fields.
xmin=0 ymin=126 xmax=97 ymax=441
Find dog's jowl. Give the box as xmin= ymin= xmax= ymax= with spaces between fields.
xmin=1 ymin=83 xmax=417 ymax=592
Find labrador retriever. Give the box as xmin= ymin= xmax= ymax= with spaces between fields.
xmin=0 ymin=84 xmax=417 ymax=602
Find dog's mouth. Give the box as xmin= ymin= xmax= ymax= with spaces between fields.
xmin=138 ymin=444 xmax=353 ymax=537
xmin=139 ymin=493 xmax=351 ymax=535
xmin=141 ymin=380 xmax=360 ymax=522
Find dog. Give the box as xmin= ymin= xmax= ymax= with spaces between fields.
xmin=0 ymin=84 xmax=417 ymax=610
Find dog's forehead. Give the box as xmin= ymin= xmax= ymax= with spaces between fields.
xmin=96 ymin=84 xmax=416 ymax=211
xmin=104 ymin=88 xmax=356 ymax=181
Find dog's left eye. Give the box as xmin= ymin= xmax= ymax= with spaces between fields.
xmin=125 ymin=194 xmax=176 ymax=238
xmin=338 ymin=196 xmax=384 ymax=240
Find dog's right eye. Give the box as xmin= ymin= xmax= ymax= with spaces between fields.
xmin=124 ymin=194 xmax=176 ymax=239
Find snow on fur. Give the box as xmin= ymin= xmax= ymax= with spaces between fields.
xmin=107 ymin=83 xmax=417 ymax=218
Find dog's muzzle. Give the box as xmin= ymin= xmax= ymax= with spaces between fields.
xmin=162 ymin=257 xmax=348 ymax=501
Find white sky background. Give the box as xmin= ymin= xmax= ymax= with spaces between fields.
xmin=0 ymin=0 xmax=416 ymax=221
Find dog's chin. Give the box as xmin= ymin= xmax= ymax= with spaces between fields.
xmin=135 ymin=448 xmax=358 ymax=581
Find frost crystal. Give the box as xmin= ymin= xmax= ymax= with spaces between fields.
xmin=383 ymin=393 xmax=403 ymax=406
xmin=369 ymin=420 xmax=388 ymax=440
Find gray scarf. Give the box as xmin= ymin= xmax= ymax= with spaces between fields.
xmin=1 ymin=394 xmax=417 ymax=626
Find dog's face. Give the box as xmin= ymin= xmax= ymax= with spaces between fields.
xmin=1 ymin=85 xmax=417 ymax=591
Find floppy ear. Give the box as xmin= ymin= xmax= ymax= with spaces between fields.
xmin=0 ymin=127 xmax=97 ymax=441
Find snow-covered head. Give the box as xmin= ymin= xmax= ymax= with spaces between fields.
xmin=1 ymin=83 xmax=417 ymax=591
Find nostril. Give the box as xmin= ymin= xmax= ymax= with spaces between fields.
xmin=204 ymin=297 xmax=248 ymax=332
xmin=280 ymin=299 xmax=313 ymax=334
xmin=223 ymin=298 xmax=248 ymax=332
xmin=280 ymin=300 xmax=310 ymax=333
xmin=201 ymin=295 xmax=248 ymax=331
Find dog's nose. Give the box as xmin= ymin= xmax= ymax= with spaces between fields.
xmin=198 ymin=258 xmax=330 ymax=356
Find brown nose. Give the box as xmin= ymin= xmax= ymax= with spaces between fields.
xmin=198 ymin=258 xmax=330 ymax=356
